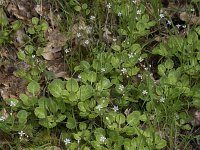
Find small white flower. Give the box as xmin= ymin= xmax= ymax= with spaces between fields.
xmin=84 ymin=40 xmax=89 ymax=45
xmin=100 ymin=136 xmax=106 ymax=143
xmin=113 ymin=105 xmax=119 ymax=112
xmin=142 ymin=90 xmax=148 ymax=95
xmin=96 ymin=105 xmax=103 ymax=111
xmin=76 ymin=32 xmax=81 ymax=38
xmin=128 ymin=53 xmax=134 ymax=58
xmin=86 ymin=26 xmax=92 ymax=34
xmin=18 ymin=131 xmax=25 ymax=137
xmin=78 ymin=75 xmax=81 ymax=79
xmin=10 ymin=101 xmax=16 ymax=107
xmin=65 ymin=48 xmax=70 ymax=54
xmin=138 ymin=74 xmax=143 ymax=79
xmin=90 ymin=16 xmax=96 ymax=21
xmin=138 ymin=57 xmax=143 ymax=62
xmin=32 ymin=55 xmax=35 ymax=58
xmin=121 ymin=68 xmax=127 ymax=74
xmin=167 ymin=20 xmax=172 ymax=25
xmin=144 ymin=67 xmax=148 ymax=71
xmin=64 ymin=138 xmax=71 ymax=145
xmin=107 ymin=3 xmax=111 ymax=9
xmin=119 ymin=85 xmax=124 ymax=91
xmin=159 ymin=13 xmax=164 ymax=18
xmin=176 ymin=24 xmax=181 ymax=29
xmin=182 ymin=24 xmax=186 ymax=28
xmin=101 ymin=68 xmax=106 ymax=72
xmin=118 ymin=12 xmax=122 ymax=16
xmin=113 ymin=38 xmax=117 ymax=42
xmin=0 ymin=116 xmax=6 ymax=121
xmin=137 ymin=10 xmax=141 ymax=15
xmin=132 ymin=0 xmax=137 ymax=4
xmin=159 ymin=97 xmax=165 ymax=103
xmin=191 ymin=8 xmax=195 ymax=12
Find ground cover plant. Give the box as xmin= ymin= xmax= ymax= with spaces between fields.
xmin=1 ymin=0 xmax=200 ymax=149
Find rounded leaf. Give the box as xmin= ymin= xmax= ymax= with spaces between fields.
xmin=27 ymin=81 xmax=40 ymax=94
xmin=66 ymin=78 xmax=79 ymax=92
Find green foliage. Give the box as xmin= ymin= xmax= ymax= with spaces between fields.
xmin=1 ymin=0 xmax=200 ymax=149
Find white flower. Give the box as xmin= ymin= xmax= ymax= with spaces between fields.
xmin=142 ymin=90 xmax=148 ymax=95
xmin=167 ymin=20 xmax=172 ymax=25
xmin=64 ymin=138 xmax=71 ymax=145
xmin=138 ymin=74 xmax=142 ymax=79
xmin=121 ymin=68 xmax=127 ymax=74
xmin=113 ymin=106 xmax=119 ymax=112
xmin=113 ymin=38 xmax=117 ymax=42
xmin=10 ymin=101 xmax=16 ymax=107
xmin=137 ymin=10 xmax=141 ymax=15
xmin=101 ymin=68 xmax=106 ymax=72
xmin=128 ymin=53 xmax=134 ymax=58
xmin=132 ymin=0 xmax=137 ymax=4
xmin=107 ymin=3 xmax=111 ymax=9
xmin=176 ymin=24 xmax=181 ymax=28
xmin=18 ymin=131 xmax=25 ymax=137
xmin=32 ymin=55 xmax=35 ymax=58
xmin=65 ymin=48 xmax=70 ymax=54
xmin=182 ymin=24 xmax=186 ymax=28
xmin=159 ymin=13 xmax=164 ymax=18
xmin=76 ymin=32 xmax=81 ymax=38
xmin=100 ymin=136 xmax=106 ymax=143
xmin=159 ymin=97 xmax=165 ymax=103
xmin=119 ymin=85 xmax=124 ymax=91
xmin=78 ymin=74 xmax=81 ymax=79
xmin=0 ymin=116 xmax=6 ymax=121
xmin=191 ymin=8 xmax=195 ymax=12
xmin=96 ymin=105 xmax=103 ymax=111
xmin=118 ymin=12 xmax=122 ymax=16
xmin=84 ymin=40 xmax=89 ymax=45
xmin=86 ymin=26 xmax=92 ymax=34
xmin=138 ymin=57 xmax=143 ymax=62
xmin=90 ymin=16 xmax=96 ymax=21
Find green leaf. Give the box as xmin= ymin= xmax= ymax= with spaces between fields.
xmin=156 ymin=139 xmax=167 ymax=149
xmin=82 ymin=3 xmax=88 ymax=9
xmin=66 ymin=116 xmax=77 ymax=129
xmin=111 ymin=56 xmax=120 ymax=68
xmin=164 ymin=59 xmax=174 ymax=70
xmin=17 ymin=51 xmax=26 ymax=60
xmin=27 ymin=81 xmax=40 ymax=94
xmin=56 ymin=114 xmax=66 ymax=122
xmin=34 ymin=107 xmax=46 ymax=119
xmin=79 ymin=122 xmax=87 ymax=130
xmin=152 ymin=43 xmax=168 ymax=56
xmin=127 ymin=111 xmax=141 ymax=126
xmin=19 ymin=93 xmax=34 ymax=106
xmin=116 ymin=113 xmax=125 ymax=124
xmin=87 ymin=71 xmax=97 ymax=83
xmin=27 ymin=27 xmax=35 ymax=34
xmin=69 ymin=92 xmax=78 ymax=102
xmin=32 ymin=17 xmax=39 ymax=25
xmin=36 ymin=47 xmax=44 ymax=56
xmin=0 ymin=8 xmax=8 ymax=26
xmin=17 ymin=110 xmax=28 ymax=119
xmin=158 ymin=64 xmax=166 ymax=76
xmin=96 ymin=77 xmax=112 ymax=91
xmin=111 ymin=44 xmax=121 ymax=51
xmin=80 ymin=61 xmax=90 ymax=70
xmin=77 ymin=85 xmax=94 ymax=101
xmin=25 ymin=45 xmax=34 ymax=55
xmin=74 ymin=5 xmax=81 ymax=12
xmin=48 ymin=79 xmax=64 ymax=98
xmin=11 ymin=20 xmax=22 ymax=30
xmin=66 ymin=78 xmax=79 ymax=92
xmin=168 ymin=71 xmax=177 ymax=85
xmin=128 ymin=67 xmax=140 ymax=76
xmin=41 ymin=21 xmax=49 ymax=30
